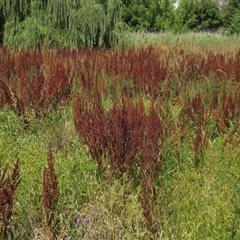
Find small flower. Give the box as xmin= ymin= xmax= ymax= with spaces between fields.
xmin=61 ymin=212 xmax=67 ymax=218
xmin=74 ymin=213 xmax=91 ymax=226
xmin=91 ymin=211 xmax=98 ymax=217
xmin=81 ymin=217 xmax=91 ymax=223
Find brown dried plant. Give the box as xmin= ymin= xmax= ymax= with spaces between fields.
xmin=42 ymin=147 xmax=58 ymax=240
xmin=0 ymin=79 xmax=17 ymax=111
xmin=73 ymin=93 xmax=108 ymax=169
xmin=103 ymin=46 xmax=168 ymax=98
xmin=73 ymin=93 xmax=167 ymax=233
xmin=0 ymin=48 xmax=74 ymax=117
xmin=211 ymin=109 xmax=228 ymax=133
xmin=222 ymin=123 xmax=240 ymax=150
xmin=180 ymin=94 xmax=209 ymax=167
xmin=0 ymin=159 xmax=20 ymax=240
xmin=107 ymin=98 xmax=145 ymax=175
xmin=193 ymin=125 xmax=208 ymax=168
xmin=193 ymin=108 xmax=209 ymax=168
xmin=221 ymin=93 xmax=240 ymax=127
xmin=231 ymin=139 xmax=240 ymax=151
xmin=139 ymin=106 xmax=163 ymax=233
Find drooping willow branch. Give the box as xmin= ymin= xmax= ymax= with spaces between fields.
xmin=0 ymin=0 xmax=123 ymax=49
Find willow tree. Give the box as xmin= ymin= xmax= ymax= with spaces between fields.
xmin=0 ymin=0 xmax=123 ymax=49
xmin=0 ymin=5 xmax=5 ymax=44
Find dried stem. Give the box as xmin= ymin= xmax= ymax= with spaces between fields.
xmin=0 ymin=159 xmax=20 ymax=240
xmin=42 ymin=147 xmax=58 ymax=240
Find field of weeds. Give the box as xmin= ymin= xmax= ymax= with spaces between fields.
xmin=1 ymin=33 xmax=240 ymax=239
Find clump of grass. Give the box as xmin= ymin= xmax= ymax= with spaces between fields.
xmin=0 ymin=159 xmax=20 ymax=240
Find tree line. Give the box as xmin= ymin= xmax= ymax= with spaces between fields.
xmin=122 ymin=0 xmax=240 ymax=33
xmin=0 ymin=0 xmax=239 ymax=49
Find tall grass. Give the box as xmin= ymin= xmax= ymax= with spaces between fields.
xmin=120 ymin=31 xmax=240 ymax=53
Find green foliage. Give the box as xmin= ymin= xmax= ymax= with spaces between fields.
xmin=230 ymin=177 xmax=240 ymax=239
xmin=174 ymin=0 xmax=198 ymax=32
xmin=0 ymin=5 xmax=4 ymax=45
xmin=223 ymin=0 xmax=240 ymax=25
xmin=0 ymin=0 xmax=123 ymax=49
xmin=228 ymin=13 xmax=240 ymax=35
xmin=175 ymin=0 xmax=222 ymax=32
xmin=122 ymin=0 xmax=224 ymax=33
xmin=122 ymin=0 xmax=175 ymax=31
xmin=195 ymin=0 xmax=222 ymax=31
xmin=121 ymin=31 xmax=240 ymax=51
xmin=154 ymin=0 xmax=175 ymax=31
xmin=122 ymin=0 xmax=153 ymax=30
xmin=2 ymin=0 xmax=240 ymax=48
xmin=223 ymin=0 xmax=240 ymax=34
xmin=3 ymin=17 xmax=47 ymax=49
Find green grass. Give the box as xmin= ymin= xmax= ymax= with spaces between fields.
xmin=120 ymin=31 xmax=240 ymax=53
xmin=0 ymin=105 xmax=150 ymax=239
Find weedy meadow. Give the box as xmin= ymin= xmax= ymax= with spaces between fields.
xmin=1 ymin=33 xmax=240 ymax=239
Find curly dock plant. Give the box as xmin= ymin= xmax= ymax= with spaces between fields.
xmin=42 ymin=147 xmax=58 ymax=240
xmin=0 ymin=159 xmax=20 ymax=240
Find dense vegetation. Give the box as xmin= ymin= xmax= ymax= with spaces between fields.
xmin=1 ymin=33 xmax=240 ymax=239
xmin=1 ymin=0 xmax=240 ymax=239
xmin=122 ymin=0 xmax=240 ymax=33
xmin=0 ymin=0 xmax=240 ymax=49
xmin=0 ymin=0 xmax=123 ymax=48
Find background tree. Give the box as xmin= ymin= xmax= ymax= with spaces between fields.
xmin=222 ymin=0 xmax=240 ymax=34
xmin=195 ymin=0 xmax=222 ymax=31
xmin=174 ymin=0 xmax=198 ymax=32
xmin=0 ymin=0 xmax=123 ymax=49
xmin=227 ymin=12 xmax=240 ymax=34
xmin=122 ymin=0 xmax=175 ymax=31
xmin=0 ymin=5 xmax=5 ymax=44
xmin=175 ymin=0 xmax=222 ymax=32
xmin=122 ymin=0 xmax=157 ymax=31
xmin=154 ymin=0 xmax=175 ymax=31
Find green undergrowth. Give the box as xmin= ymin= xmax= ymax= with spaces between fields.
xmin=1 ymin=98 xmax=240 ymax=239
xmin=121 ymin=31 xmax=240 ymax=53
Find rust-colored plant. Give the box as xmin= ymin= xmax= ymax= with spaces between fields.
xmin=222 ymin=123 xmax=240 ymax=151
xmin=0 ymin=47 xmax=74 ymax=117
xmin=180 ymin=94 xmax=210 ymax=167
xmin=103 ymin=46 xmax=168 ymax=98
xmin=42 ymin=147 xmax=58 ymax=240
xmin=139 ymin=106 xmax=163 ymax=233
xmin=211 ymin=109 xmax=228 ymax=133
xmin=107 ymin=98 xmax=145 ymax=175
xmin=73 ymin=93 xmax=108 ymax=168
xmin=0 ymin=160 xmax=20 ymax=240
xmin=221 ymin=93 xmax=240 ymax=127
xmin=193 ymin=100 xmax=209 ymax=167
